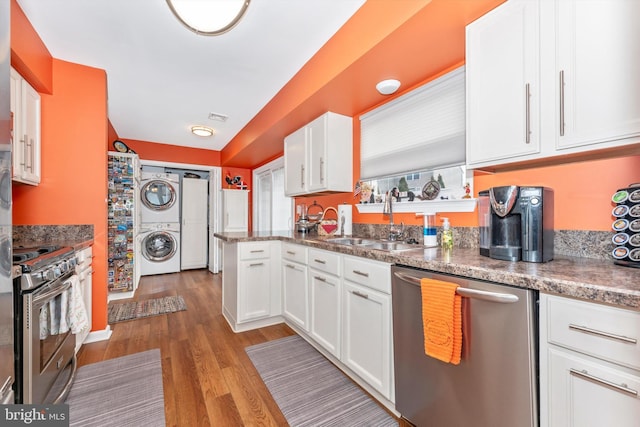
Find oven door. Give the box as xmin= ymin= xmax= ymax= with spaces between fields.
xmin=23 ymin=274 xmax=77 ymax=404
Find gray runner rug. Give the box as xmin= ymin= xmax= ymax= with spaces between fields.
xmin=108 ymin=295 xmax=186 ymax=324
xmin=65 ymin=349 xmax=165 ymax=427
xmin=246 ymin=335 xmax=398 ymax=427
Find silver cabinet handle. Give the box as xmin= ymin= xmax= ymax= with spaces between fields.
xmin=559 ymin=70 xmax=565 ymax=136
xmin=353 ymin=290 xmax=369 ymax=299
xmin=319 ymin=157 xmax=324 ymax=183
xmin=353 ymin=270 xmax=369 ymax=278
xmin=569 ymin=324 xmax=637 ymax=344
xmin=393 ymin=271 xmax=519 ymax=304
xmin=285 ymin=264 xmax=295 ymax=269
xmin=26 ymin=136 xmax=33 ymax=172
xmin=250 ymin=250 xmax=265 ymax=253
xmin=286 ymin=250 xmax=296 ymax=255
xmin=249 ymin=262 xmax=264 ymax=267
xmin=525 ymin=83 xmax=531 ymax=144
xmin=20 ymin=134 xmax=27 ymax=167
xmin=314 ymin=276 xmax=326 ymax=282
xmin=570 ymin=368 xmax=638 ymax=397
xmin=313 ymin=259 xmax=326 ymax=264
xmin=300 ymin=164 xmax=305 ymax=188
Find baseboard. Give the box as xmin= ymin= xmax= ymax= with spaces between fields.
xmin=83 ymin=325 xmax=113 ymax=344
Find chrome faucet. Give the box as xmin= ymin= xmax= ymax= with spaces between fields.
xmin=383 ymin=188 xmax=404 ymax=241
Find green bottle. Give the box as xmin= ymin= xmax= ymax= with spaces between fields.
xmin=441 ymin=217 xmax=453 ymax=250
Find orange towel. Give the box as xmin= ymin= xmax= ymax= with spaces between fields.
xmin=421 ymin=278 xmax=462 ymax=365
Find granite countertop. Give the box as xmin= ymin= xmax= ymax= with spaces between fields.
xmin=215 ymin=231 xmax=640 ymax=311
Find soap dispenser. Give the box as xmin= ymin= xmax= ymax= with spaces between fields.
xmin=441 ymin=217 xmax=453 ymax=250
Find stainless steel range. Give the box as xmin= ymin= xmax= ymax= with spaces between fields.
xmin=13 ymin=245 xmax=78 ymax=404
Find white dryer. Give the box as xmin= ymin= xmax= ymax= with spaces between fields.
xmin=140 ymin=172 xmax=180 ymax=223
xmin=139 ymin=223 xmax=181 ymax=275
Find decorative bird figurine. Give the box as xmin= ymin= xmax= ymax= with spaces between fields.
xmin=225 ymin=172 xmax=233 ymax=188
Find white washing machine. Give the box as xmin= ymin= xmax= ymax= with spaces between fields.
xmin=139 ymin=223 xmax=181 ymax=275
xmin=140 ymin=172 xmax=180 ymax=223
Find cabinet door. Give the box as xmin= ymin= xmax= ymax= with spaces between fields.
xmin=282 ymin=261 xmax=309 ymax=330
xmin=238 ymin=259 xmax=271 ymax=322
xmin=284 ymin=126 xmax=307 ymax=196
xmin=10 ymin=68 xmax=41 ymax=185
xmin=466 ymin=0 xmax=540 ymax=166
xmin=306 ymin=114 xmax=327 ymax=192
xmin=556 ymin=0 xmax=640 ymax=150
xmin=309 ymin=270 xmax=340 ymax=358
xmin=181 ymin=178 xmax=208 ymax=269
xmin=545 ymin=347 xmax=640 ymax=427
xmin=342 ymin=281 xmax=392 ymax=399
xmin=222 ymin=190 xmax=248 ymax=232
xmin=21 ymin=81 xmax=41 ymax=184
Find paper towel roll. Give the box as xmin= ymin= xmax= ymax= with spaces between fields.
xmin=338 ymin=204 xmax=353 ymax=236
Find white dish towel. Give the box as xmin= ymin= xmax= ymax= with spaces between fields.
xmin=66 ymin=274 xmax=90 ymax=335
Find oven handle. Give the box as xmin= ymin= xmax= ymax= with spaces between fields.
xmin=33 ymin=281 xmax=72 ymax=305
xmin=52 ymin=354 xmax=77 ymax=404
xmin=393 ymin=271 xmax=519 ymax=304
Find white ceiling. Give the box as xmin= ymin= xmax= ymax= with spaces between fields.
xmin=16 ymin=0 xmax=366 ymax=151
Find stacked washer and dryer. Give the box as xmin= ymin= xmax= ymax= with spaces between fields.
xmin=139 ymin=172 xmax=182 ymax=275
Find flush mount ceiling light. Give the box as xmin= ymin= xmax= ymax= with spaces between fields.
xmin=166 ymin=0 xmax=251 ymax=36
xmin=376 ymin=79 xmax=401 ymax=95
xmin=191 ymin=125 xmax=214 ymax=137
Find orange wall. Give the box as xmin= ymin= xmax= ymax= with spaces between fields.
xmin=120 ymin=138 xmax=221 ymax=167
xmin=12 ymin=59 xmax=109 ymax=330
xmin=9 ymin=0 xmax=52 ymax=93
xmin=298 ymin=155 xmax=640 ymax=232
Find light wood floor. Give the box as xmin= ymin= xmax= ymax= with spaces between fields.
xmin=78 ymin=269 xmax=404 ymax=427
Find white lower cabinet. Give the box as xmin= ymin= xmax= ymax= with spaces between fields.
xmin=279 ymin=245 xmax=395 ymax=407
xmin=222 ymin=241 xmax=282 ymax=332
xmin=282 ymin=243 xmax=309 ymax=331
xmin=341 ymin=255 xmax=393 ymax=401
xmin=540 ymin=293 xmax=640 ymax=427
xmin=309 ymin=250 xmax=341 ymax=358
xmin=546 ymin=347 xmax=640 ymax=427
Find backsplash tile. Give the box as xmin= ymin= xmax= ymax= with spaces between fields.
xmin=14 ymin=224 xmax=94 ymax=246
xmin=352 ymin=223 xmax=612 ymax=259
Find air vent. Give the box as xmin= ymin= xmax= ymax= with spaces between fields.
xmin=208 ymin=112 xmax=228 ymax=122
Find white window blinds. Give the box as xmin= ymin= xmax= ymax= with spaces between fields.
xmin=360 ymin=66 xmax=466 ymax=180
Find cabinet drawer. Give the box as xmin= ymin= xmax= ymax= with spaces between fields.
xmin=239 ymin=242 xmax=271 ymax=260
xmin=282 ymin=243 xmax=307 ymax=264
xmin=308 ymin=248 xmax=340 ymax=276
xmin=544 ymin=294 xmax=640 ymax=371
xmin=343 ymin=255 xmax=391 ymax=294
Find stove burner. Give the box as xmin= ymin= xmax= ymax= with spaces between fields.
xmin=13 ymin=245 xmax=62 ymax=264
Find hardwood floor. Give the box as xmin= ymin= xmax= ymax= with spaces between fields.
xmin=78 ymin=270 xmax=403 ymax=426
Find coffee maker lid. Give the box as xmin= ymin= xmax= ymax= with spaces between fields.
xmin=489 ymin=186 xmax=519 ymax=218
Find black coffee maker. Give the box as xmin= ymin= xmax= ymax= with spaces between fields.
xmin=481 ymin=185 xmax=554 ymax=262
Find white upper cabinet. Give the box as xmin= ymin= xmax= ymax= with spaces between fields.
xmin=466 ymin=0 xmax=540 ymax=165
xmin=466 ymin=0 xmax=640 ymax=170
xmin=554 ymin=0 xmax=640 ymax=150
xmin=284 ymin=112 xmax=353 ymax=196
xmin=10 ymin=67 xmax=41 ymax=185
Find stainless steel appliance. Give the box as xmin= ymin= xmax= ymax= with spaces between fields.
xmin=481 ymin=185 xmax=554 ymax=262
xmin=13 ymin=246 xmax=78 ymax=404
xmin=392 ymin=266 xmax=538 ymax=427
xmin=0 ymin=0 xmax=13 ymax=405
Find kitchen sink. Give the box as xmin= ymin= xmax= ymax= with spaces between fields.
xmin=324 ymin=237 xmax=418 ymax=252
xmin=324 ymin=237 xmax=377 ymax=246
xmin=359 ymin=241 xmax=418 ymax=252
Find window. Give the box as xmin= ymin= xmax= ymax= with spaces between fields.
xmin=253 ymin=157 xmax=293 ymax=232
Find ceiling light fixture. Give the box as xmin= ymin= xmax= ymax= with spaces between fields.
xmin=191 ymin=125 xmax=214 ymax=137
xmin=376 ymin=79 xmax=401 ymax=95
xmin=166 ymin=0 xmax=251 ymax=36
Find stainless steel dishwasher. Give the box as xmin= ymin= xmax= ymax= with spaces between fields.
xmin=392 ymin=265 xmax=538 ymax=427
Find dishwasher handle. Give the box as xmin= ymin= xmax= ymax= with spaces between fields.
xmin=393 ymin=271 xmax=519 ymax=304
